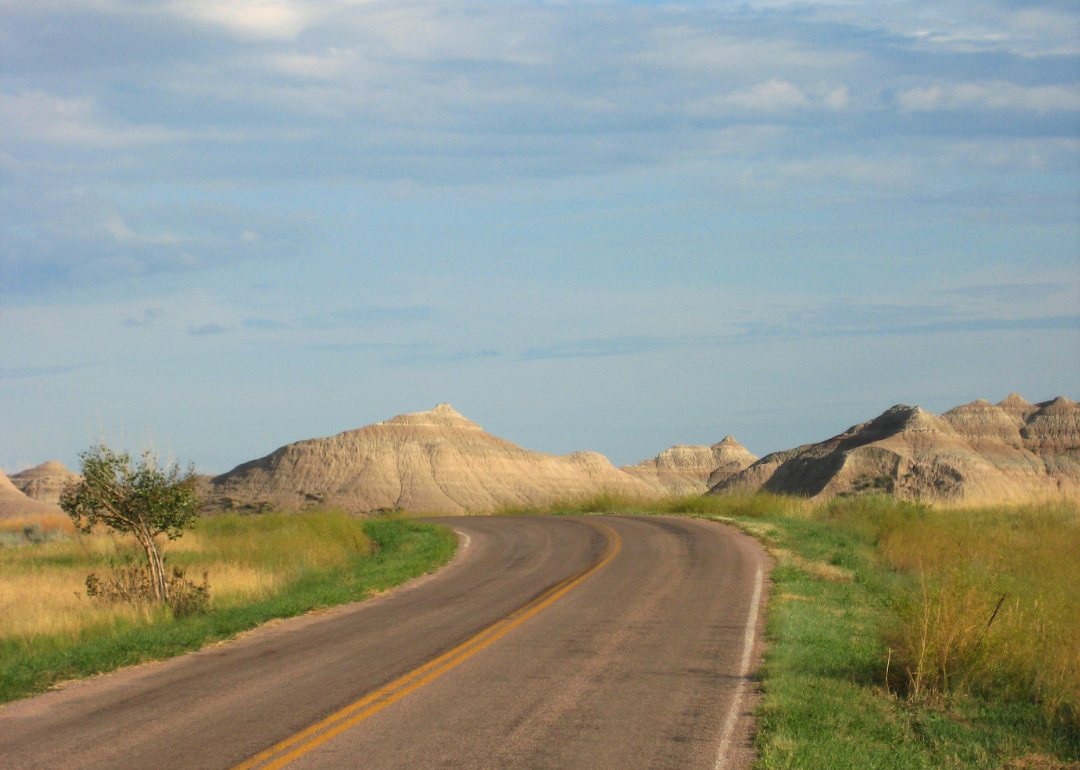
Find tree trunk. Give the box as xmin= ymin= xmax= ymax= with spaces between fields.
xmin=138 ymin=529 xmax=169 ymax=603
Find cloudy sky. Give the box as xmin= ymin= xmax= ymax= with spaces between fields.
xmin=2 ymin=0 xmax=1078 ymax=474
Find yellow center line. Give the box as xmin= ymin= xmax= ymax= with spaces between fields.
xmin=227 ymin=520 xmax=622 ymax=770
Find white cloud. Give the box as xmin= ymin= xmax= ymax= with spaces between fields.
xmin=355 ymin=5 xmax=549 ymax=65
xmin=267 ymin=50 xmax=358 ymax=79
xmin=638 ymin=28 xmax=861 ymax=72
xmin=824 ymin=86 xmax=849 ymax=110
xmin=0 ymin=91 xmax=182 ymax=147
xmin=725 ymin=80 xmax=811 ymax=112
xmin=168 ymin=0 xmax=324 ymax=40
xmin=1 ymin=0 xmax=1076 ymax=186
xmin=899 ymin=82 xmax=1080 ymax=113
xmin=811 ymin=0 xmax=1080 ymax=56
xmin=689 ymin=81 xmax=855 ymax=116
xmin=1 ymin=191 xmax=316 ymax=294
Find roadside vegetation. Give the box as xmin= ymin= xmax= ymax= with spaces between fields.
xmin=0 ymin=510 xmax=457 ymax=703
xmin=511 ymin=492 xmax=1080 ymax=768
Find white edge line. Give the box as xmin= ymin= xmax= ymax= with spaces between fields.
xmin=714 ymin=565 xmax=764 ymax=770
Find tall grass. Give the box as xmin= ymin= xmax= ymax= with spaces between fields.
xmin=0 ymin=510 xmax=374 ymax=640
xmin=496 ymin=490 xmax=808 ymax=519
xmin=877 ymin=501 xmax=1080 ymax=726
xmin=0 ymin=512 xmax=75 ymax=535
xmin=738 ymin=494 xmax=1080 ymax=731
xmin=168 ymin=511 xmax=373 ymax=606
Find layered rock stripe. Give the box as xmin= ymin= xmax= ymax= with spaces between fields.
xmin=715 ymin=395 xmax=1079 ymax=504
xmin=10 ymin=395 xmax=1077 ymax=520
xmin=9 ymin=462 xmax=80 ymax=506
xmin=621 ymin=437 xmax=757 ymax=496
xmin=209 ymin=404 xmax=670 ymax=514
xmin=0 ymin=468 xmax=61 ymax=520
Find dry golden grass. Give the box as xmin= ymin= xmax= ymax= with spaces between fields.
xmin=0 ymin=510 xmax=372 ymax=644
xmin=879 ymin=500 xmax=1080 ymax=722
xmin=496 ymin=490 xmax=811 ymax=519
xmin=771 ymin=547 xmax=855 ymax=583
xmin=0 ymin=513 xmax=75 ymax=535
xmin=0 ymin=564 xmax=163 ymax=640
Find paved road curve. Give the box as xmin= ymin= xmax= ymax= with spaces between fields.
xmin=0 ymin=515 xmax=768 ymax=770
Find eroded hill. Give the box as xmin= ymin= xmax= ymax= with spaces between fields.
xmin=622 ymin=437 xmax=757 ymax=495
xmin=10 ymin=462 xmax=80 ymax=506
xmin=0 ymin=468 xmax=62 ymax=520
xmin=714 ymin=394 xmax=1079 ymax=504
xmin=211 ymin=404 xmax=661 ymax=513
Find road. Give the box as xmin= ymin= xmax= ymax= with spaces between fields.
xmin=0 ymin=515 xmax=769 ymax=770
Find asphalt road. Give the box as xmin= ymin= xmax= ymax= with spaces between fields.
xmin=0 ymin=515 xmax=769 ymax=770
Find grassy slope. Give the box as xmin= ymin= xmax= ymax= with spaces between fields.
xmin=745 ymin=512 xmax=1077 ymax=769
xmin=0 ymin=517 xmax=457 ymax=704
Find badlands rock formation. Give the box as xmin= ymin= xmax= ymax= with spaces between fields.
xmin=9 ymin=461 xmax=81 ymax=505
xmin=211 ymin=404 xmax=661 ymax=513
xmin=623 ymin=437 xmax=758 ymax=495
xmin=0 ymin=468 xmax=62 ymax=520
xmin=714 ymin=395 xmax=1080 ymax=504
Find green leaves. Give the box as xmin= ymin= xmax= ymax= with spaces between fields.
xmin=60 ymin=443 xmax=202 ymax=603
xmin=60 ymin=444 xmax=200 ymax=541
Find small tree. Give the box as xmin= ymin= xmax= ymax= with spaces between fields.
xmin=60 ymin=443 xmax=200 ymax=603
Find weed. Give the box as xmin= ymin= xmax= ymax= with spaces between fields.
xmin=166 ymin=567 xmax=211 ymax=618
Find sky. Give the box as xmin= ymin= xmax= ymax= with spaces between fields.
xmin=1 ymin=0 xmax=1079 ymax=474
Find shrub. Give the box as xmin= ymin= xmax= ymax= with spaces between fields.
xmin=85 ymin=564 xmax=156 ymax=605
xmin=166 ymin=567 xmax=210 ymax=618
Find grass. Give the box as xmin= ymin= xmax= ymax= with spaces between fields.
xmin=501 ymin=491 xmax=1079 ymax=768
xmin=0 ymin=510 xmax=457 ymax=703
xmin=877 ymin=503 xmax=1079 ymax=721
xmin=495 ymin=490 xmax=810 ymax=519
xmin=742 ymin=497 xmax=1079 ymax=770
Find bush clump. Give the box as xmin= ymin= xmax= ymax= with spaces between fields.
xmin=84 ymin=564 xmax=210 ymax=618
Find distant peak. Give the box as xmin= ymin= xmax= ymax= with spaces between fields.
xmin=944 ymin=398 xmax=998 ymax=414
xmin=853 ymin=404 xmax=952 ymax=438
xmin=1037 ymin=396 xmax=1077 ymax=412
xmin=381 ymin=404 xmax=482 ymax=430
xmin=0 ymin=468 xmax=17 ymax=489
xmin=999 ymin=393 xmax=1032 ymax=408
xmin=12 ymin=461 xmax=77 ymax=478
xmin=877 ymin=404 xmax=916 ymax=419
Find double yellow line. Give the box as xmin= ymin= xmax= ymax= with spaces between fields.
xmin=228 ymin=520 xmax=621 ymax=770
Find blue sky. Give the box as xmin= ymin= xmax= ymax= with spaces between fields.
xmin=2 ymin=0 xmax=1078 ymax=473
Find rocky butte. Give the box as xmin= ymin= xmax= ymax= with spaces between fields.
xmin=9 ymin=394 xmax=1076 ymax=519
xmin=0 ymin=467 xmax=62 ymax=520
xmin=9 ymin=461 xmax=81 ymax=506
xmin=210 ymin=404 xmax=662 ymax=514
xmin=622 ymin=437 xmax=758 ymax=495
xmin=713 ymin=395 xmax=1079 ymax=504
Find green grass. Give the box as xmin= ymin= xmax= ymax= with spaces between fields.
xmin=0 ymin=515 xmax=457 ymax=704
xmin=741 ymin=503 xmax=1078 ymax=769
